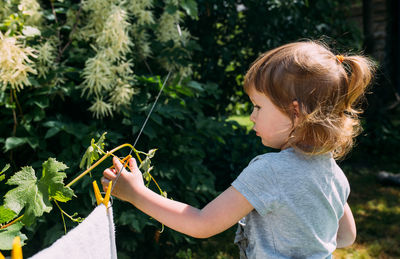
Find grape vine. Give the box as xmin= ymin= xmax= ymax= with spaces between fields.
xmin=0 ymin=132 xmax=164 ymax=250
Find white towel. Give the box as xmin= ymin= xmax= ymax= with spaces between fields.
xmin=29 ymin=204 xmax=117 ymax=259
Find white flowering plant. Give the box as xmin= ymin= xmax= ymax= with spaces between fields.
xmin=0 ymin=0 xmax=198 ymax=121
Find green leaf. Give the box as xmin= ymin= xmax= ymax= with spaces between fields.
xmin=96 ymin=132 xmax=107 ymax=151
xmin=139 ymin=149 xmax=157 ymax=184
xmin=79 ymin=132 xmax=107 ymax=169
xmin=27 ymin=137 xmax=39 ymax=150
xmin=139 ymin=158 xmax=151 ymax=174
xmin=0 ymin=222 xmax=27 ymax=250
xmin=143 ymin=125 xmax=157 ymax=139
xmin=165 ymin=5 xmax=178 ymax=15
xmin=4 ymin=137 xmax=29 ymax=152
xmin=147 ymin=149 xmax=157 ymax=159
xmin=0 ymin=91 xmax=6 ymax=105
xmin=4 ymin=166 xmax=52 ymax=226
xmin=4 ymin=137 xmax=38 ymax=152
xmin=0 ymin=206 xmax=17 ymax=224
xmin=0 ymin=163 xmax=10 ymax=182
xmin=180 ymin=0 xmax=198 ymax=19
xmin=186 ymin=81 xmax=204 ymax=91
xmin=142 ymin=166 xmax=153 ymax=183
xmin=45 ymin=127 xmax=61 ymax=139
xmin=3 ymin=158 xmax=75 ymax=226
xmin=33 ymin=98 xmax=49 ymax=109
xmin=40 ymin=158 xmax=74 ymax=203
xmin=1 ymin=163 xmax=10 ymax=174
xmin=5 ymin=100 xmax=16 ymax=109
xmin=80 ymin=144 xmax=95 ymax=169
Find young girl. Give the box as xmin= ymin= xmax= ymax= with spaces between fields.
xmin=102 ymin=41 xmax=375 ymax=258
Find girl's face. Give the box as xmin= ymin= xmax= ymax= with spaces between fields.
xmin=248 ymin=88 xmax=294 ymax=149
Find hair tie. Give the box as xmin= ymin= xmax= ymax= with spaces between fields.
xmin=336 ymin=55 xmax=344 ymax=64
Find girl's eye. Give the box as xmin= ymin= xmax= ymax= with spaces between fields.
xmin=253 ymin=105 xmax=261 ymax=110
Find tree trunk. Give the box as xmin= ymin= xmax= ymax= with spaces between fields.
xmin=362 ymin=0 xmax=374 ymax=55
xmin=394 ymin=0 xmax=400 ymax=94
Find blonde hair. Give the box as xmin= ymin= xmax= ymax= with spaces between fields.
xmin=244 ymin=41 xmax=376 ymax=159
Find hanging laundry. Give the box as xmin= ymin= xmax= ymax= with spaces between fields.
xmin=29 ymin=204 xmax=117 ymax=259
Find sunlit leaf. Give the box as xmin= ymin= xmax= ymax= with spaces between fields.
xmin=180 ymin=0 xmax=198 ymax=19
xmin=147 ymin=149 xmax=157 ymax=159
xmin=0 ymin=206 xmax=16 ymax=224
xmin=4 ymin=158 xmax=75 ymax=226
xmin=0 ymin=163 xmax=10 ymax=181
xmin=41 ymin=158 xmax=74 ymax=202
xmin=79 ymin=132 xmax=107 ymax=169
xmin=0 ymin=222 xmax=27 ymax=250
xmin=4 ymin=137 xmax=38 ymax=151
xmin=4 ymin=137 xmax=29 ymax=152
xmin=4 ymin=166 xmax=52 ymax=226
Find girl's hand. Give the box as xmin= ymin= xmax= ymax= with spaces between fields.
xmin=101 ymin=156 xmax=144 ymax=203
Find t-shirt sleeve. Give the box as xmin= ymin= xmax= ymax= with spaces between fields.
xmin=232 ymin=155 xmax=279 ymax=216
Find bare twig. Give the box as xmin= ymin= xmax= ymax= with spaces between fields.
xmin=0 ymin=215 xmax=24 ymax=230
xmin=12 ymin=89 xmax=23 ymax=119
xmin=10 ymin=89 xmax=17 ymax=136
xmin=144 ymin=59 xmax=153 ymax=75
xmin=385 ymin=92 xmax=400 ymax=110
xmin=56 ymin=4 xmax=83 ymax=63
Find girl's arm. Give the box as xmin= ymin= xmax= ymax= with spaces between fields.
xmin=102 ymin=157 xmax=254 ymax=238
xmin=336 ymin=203 xmax=356 ymax=248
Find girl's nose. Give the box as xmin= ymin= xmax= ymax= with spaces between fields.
xmin=250 ymin=110 xmax=256 ymax=123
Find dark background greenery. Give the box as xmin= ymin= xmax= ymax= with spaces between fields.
xmin=0 ymin=0 xmax=399 ymax=258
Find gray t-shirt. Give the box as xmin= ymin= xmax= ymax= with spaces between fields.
xmin=232 ymin=148 xmax=350 ymax=259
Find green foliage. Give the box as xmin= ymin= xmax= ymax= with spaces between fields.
xmin=5 ymin=166 xmax=52 ymax=225
xmin=0 ymin=158 xmax=73 ymax=250
xmin=79 ymin=132 xmax=107 ymax=170
xmin=0 ymin=222 xmax=27 ymax=250
xmin=3 ymin=158 xmax=73 ymax=226
xmin=139 ymin=148 xmax=157 ymax=185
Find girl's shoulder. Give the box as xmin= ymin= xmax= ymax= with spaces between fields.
xmin=249 ymin=148 xmax=291 ymax=163
xmin=250 ymin=148 xmax=329 ymax=166
xmin=248 ymin=148 xmax=341 ymax=183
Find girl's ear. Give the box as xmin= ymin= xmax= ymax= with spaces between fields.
xmin=292 ymin=100 xmax=299 ymax=118
xmin=292 ymin=100 xmax=300 ymax=127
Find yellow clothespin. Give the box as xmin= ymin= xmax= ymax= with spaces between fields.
xmin=11 ymin=236 xmax=22 ymax=259
xmin=92 ymin=180 xmax=112 ymax=207
xmin=0 ymin=251 xmax=5 ymax=259
xmin=109 ymin=154 xmax=132 ymax=170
